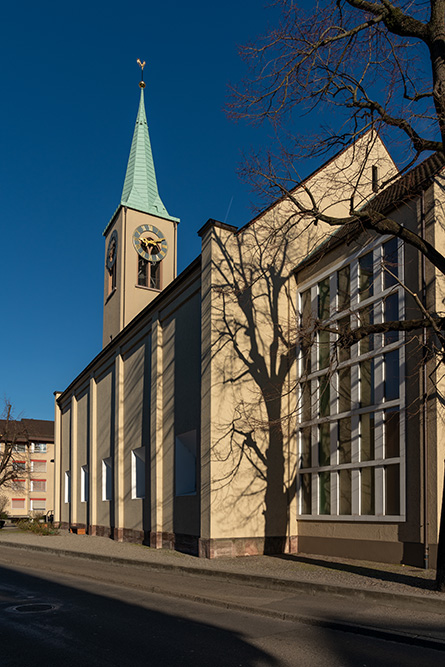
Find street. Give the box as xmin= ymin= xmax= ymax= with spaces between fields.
xmin=0 ymin=547 xmax=443 ymax=666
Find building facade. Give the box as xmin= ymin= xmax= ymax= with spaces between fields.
xmin=54 ymin=75 xmax=445 ymax=566
xmin=0 ymin=419 xmax=55 ymax=518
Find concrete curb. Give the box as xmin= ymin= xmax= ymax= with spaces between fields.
xmin=1 ymin=539 xmax=443 ymax=615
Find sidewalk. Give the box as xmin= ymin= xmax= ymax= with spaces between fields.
xmin=0 ymin=525 xmax=441 ymax=604
xmin=1 ymin=526 xmax=445 ymax=649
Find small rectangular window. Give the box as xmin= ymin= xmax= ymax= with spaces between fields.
xmin=31 ymin=460 xmax=47 ymax=473
xmin=31 ymin=480 xmax=46 ymax=492
xmin=175 ymin=431 xmax=197 ymax=496
xmin=64 ymin=471 xmax=71 ymax=504
xmin=11 ymin=499 xmax=25 ymax=510
xmin=14 ymin=444 xmax=26 ymax=453
xmin=30 ymin=499 xmax=46 ymax=512
xmin=81 ymin=465 xmax=89 ymax=503
xmin=131 ymin=448 xmax=145 ymax=499
xmin=300 ymin=290 xmax=312 ymax=375
xmin=102 ymin=458 xmax=113 ymax=501
xmin=13 ymin=461 xmax=26 ymax=472
xmin=337 ymin=316 xmax=350 ymax=363
xmin=32 ymin=443 xmax=47 ymax=453
xmin=318 ymin=329 xmax=330 ymax=369
xmin=301 ymin=382 xmax=311 ymax=422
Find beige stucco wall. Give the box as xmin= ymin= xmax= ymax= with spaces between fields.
xmin=199 ymin=133 xmax=399 ymax=545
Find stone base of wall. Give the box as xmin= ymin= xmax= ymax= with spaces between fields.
xmin=198 ymin=535 xmax=298 ymax=559
xmin=149 ymin=531 xmax=175 ymax=550
xmin=89 ymin=524 xmax=112 ymax=538
xmin=113 ymin=527 xmax=146 ymax=544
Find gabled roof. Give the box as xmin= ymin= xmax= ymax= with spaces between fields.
xmin=0 ymin=418 xmax=54 ymax=443
xmin=294 ymin=151 xmax=445 ymax=274
xmin=120 ymin=88 xmax=179 ymax=223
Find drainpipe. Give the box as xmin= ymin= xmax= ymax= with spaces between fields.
xmin=421 ymin=190 xmax=429 ymax=570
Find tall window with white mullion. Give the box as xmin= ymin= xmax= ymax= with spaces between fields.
xmin=296 ymin=237 xmax=405 ymax=521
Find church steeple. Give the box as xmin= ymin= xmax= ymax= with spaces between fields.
xmin=120 ymin=66 xmax=178 ymax=222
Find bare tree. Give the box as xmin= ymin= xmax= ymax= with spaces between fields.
xmin=226 ymin=1 xmax=445 ymax=589
xmin=0 ymin=400 xmax=27 ymax=490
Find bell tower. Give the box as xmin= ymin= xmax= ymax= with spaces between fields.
xmin=102 ymin=61 xmax=179 ymax=347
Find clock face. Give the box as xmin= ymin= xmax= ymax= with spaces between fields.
xmin=106 ymin=230 xmax=118 ymax=270
xmin=132 ymin=224 xmax=168 ymax=264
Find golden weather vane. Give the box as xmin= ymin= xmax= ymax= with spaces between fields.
xmin=137 ymin=58 xmax=146 ymax=88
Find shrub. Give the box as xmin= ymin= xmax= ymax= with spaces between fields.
xmin=17 ymin=519 xmax=59 ymax=536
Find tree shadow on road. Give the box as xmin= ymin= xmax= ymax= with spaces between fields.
xmin=271 ymin=554 xmax=438 ymax=591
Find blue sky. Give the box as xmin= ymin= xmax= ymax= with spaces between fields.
xmin=1 ymin=0 xmax=292 ymax=420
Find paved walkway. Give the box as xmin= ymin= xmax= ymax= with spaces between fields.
xmin=1 ymin=525 xmax=445 ymax=648
xmin=0 ymin=525 xmax=440 ymax=601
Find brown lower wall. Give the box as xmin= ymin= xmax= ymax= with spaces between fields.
xmin=199 ymin=535 xmax=298 ymax=559
xmin=298 ymin=535 xmax=438 ymax=568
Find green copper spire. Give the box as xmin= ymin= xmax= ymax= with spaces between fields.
xmin=120 ymin=82 xmax=178 ymax=222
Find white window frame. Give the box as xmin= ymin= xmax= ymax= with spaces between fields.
xmin=31 ymin=443 xmax=47 ymax=453
xmin=296 ymin=236 xmax=405 ymax=522
xmin=31 ymin=460 xmax=47 ymax=473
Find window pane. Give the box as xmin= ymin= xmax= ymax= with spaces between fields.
xmin=319 ymin=376 xmax=330 ymax=417
xmin=360 ymin=412 xmax=375 ymax=461
xmin=318 ymin=278 xmax=330 ymax=320
xmin=318 ymin=423 xmax=331 ymax=467
xmin=385 ymin=349 xmax=399 ymax=400
xmin=300 ymin=427 xmax=311 ymax=468
xmin=361 ymin=467 xmax=375 ymax=515
xmin=338 ymin=417 xmax=351 ymax=464
xmin=383 ymin=238 xmax=398 ymax=289
xmin=338 ymin=315 xmax=350 ymax=363
xmin=385 ymin=409 xmax=400 ymax=458
xmin=339 ymin=469 xmax=352 ymax=515
xmin=301 ymin=382 xmax=311 ymax=422
xmin=337 ymin=265 xmax=350 ymax=312
xmin=150 ymin=261 xmax=161 ymax=290
xmin=359 ymin=252 xmax=373 ymax=301
xmin=300 ymin=289 xmax=312 ymax=375
xmin=384 ymin=293 xmax=399 ymax=345
xmin=338 ymin=367 xmax=351 ymax=413
xmin=386 ymin=465 xmax=400 ymax=514
xmin=138 ymin=256 xmax=148 ymax=286
xmin=300 ymin=474 xmax=312 ymax=515
xmin=360 ymin=359 xmax=374 ymax=407
xmin=359 ymin=305 xmax=374 ymax=355
xmin=319 ymin=471 xmax=331 ymax=515
xmin=318 ymin=329 xmax=330 ymax=369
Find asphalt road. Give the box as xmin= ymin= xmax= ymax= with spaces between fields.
xmin=0 ymin=548 xmax=443 ymax=666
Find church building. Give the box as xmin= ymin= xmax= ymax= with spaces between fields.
xmin=54 ymin=69 xmax=445 ymax=566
